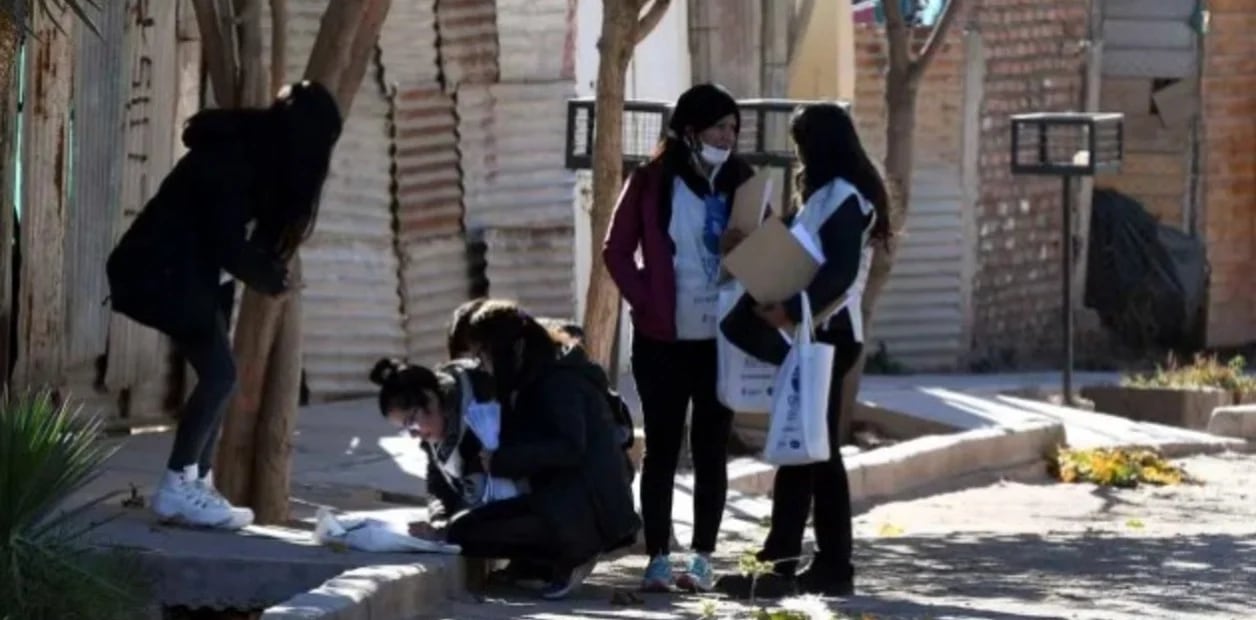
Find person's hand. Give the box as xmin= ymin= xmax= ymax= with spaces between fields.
xmin=254 ymin=259 xmax=290 ymax=297
xmin=755 ymin=302 xmax=794 ymax=329
xmin=408 ymin=521 xmax=439 ymax=539
xmin=720 ymin=228 xmax=747 ymax=256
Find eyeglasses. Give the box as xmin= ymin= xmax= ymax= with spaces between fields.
xmin=399 ymin=408 xmax=424 ymax=432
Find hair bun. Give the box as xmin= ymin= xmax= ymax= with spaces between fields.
xmin=369 ymin=358 xmax=406 ymax=386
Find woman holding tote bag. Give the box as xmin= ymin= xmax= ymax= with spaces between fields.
xmin=603 ymin=83 xmax=756 ymax=593
xmin=716 ymin=102 xmax=892 ymax=599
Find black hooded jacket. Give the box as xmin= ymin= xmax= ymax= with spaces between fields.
xmin=489 ymin=346 xmax=641 ymax=559
xmin=106 ymin=110 xmax=288 ymax=342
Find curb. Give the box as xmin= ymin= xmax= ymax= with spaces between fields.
xmin=261 ymin=557 xmax=464 ymax=620
xmin=727 ymin=420 xmax=1066 ymax=503
xmin=1207 ymin=405 xmax=1256 ymax=442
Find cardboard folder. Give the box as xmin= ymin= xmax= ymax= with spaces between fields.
xmin=722 ymin=216 xmax=822 ymax=304
xmin=729 ymin=169 xmax=774 ymax=233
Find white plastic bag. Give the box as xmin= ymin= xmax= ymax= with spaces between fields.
xmin=716 ymin=283 xmax=782 ymax=412
xmin=313 ymin=507 xmax=461 ymax=554
xmin=763 ymin=292 xmax=834 ymax=466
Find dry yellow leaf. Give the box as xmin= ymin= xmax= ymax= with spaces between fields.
xmin=877 ymin=523 xmax=905 ymax=537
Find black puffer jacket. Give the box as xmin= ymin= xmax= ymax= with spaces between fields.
xmin=106 ymin=111 xmax=287 ymax=342
xmin=489 ymin=347 xmax=641 ymax=561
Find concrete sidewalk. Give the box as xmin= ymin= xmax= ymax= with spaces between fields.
xmin=78 ymin=399 xmax=457 ymax=614
xmin=74 ymin=371 xmax=1249 ymax=617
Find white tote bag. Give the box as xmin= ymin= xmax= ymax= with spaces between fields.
xmin=763 ymin=292 xmax=835 ymax=466
xmin=716 ymin=283 xmax=782 ymax=412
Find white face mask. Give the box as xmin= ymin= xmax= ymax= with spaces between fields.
xmin=699 ymin=143 xmax=731 ymax=166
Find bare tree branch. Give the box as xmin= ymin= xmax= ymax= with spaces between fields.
xmin=269 ymin=0 xmax=286 ymax=95
xmin=633 ymin=0 xmax=671 ymax=45
xmin=882 ymin=0 xmax=912 ymax=76
xmin=235 ymin=0 xmax=267 ymax=106
xmin=303 ymin=0 xmax=365 ymax=96
xmin=214 ymin=0 xmax=241 ymax=100
xmin=787 ymin=0 xmax=816 ymax=64
xmin=909 ymin=0 xmax=963 ymax=83
xmin=335 ymin=0 xmax=390 ymax=111
xmin=192 ymin=0 xmax=232 ymax=104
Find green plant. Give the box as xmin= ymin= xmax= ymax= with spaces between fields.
xmin=1122 ymin=353 xmax=1256 ymax=399
xmin=0 ymin=391 xmax=150 ymax=620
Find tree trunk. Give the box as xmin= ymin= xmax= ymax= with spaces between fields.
xmin=838 ymin=0 xmax=960 ymax=444
xmin=580 ymin=1 xmax=635 ymax=367
xmin=268 ymin=0 xmax=287 ymax=95
xmin=581 ymin=0 xmax=670 ymax=368
xmin=203 ymin=0 xmax=278 ymax=508
xmin=211 ymin=0 xmax=391 ymax=522
xmin=250 ymin=258 xmax=303 ymax=520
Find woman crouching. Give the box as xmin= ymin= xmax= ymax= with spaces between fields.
xmin=459 ymin=299 xmax=641 ymax=599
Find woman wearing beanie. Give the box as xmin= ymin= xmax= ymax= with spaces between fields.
xmin=603 ymin=83 xmax=755 ymax=593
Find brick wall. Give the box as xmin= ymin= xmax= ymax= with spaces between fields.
xmin=1200 ymin=0 xmax=1256 ymax=346
xmin=969 ymin=0 xmax=1090 ymax=366
xmin=1094 ymin=77 xmax=1191 ymax=227
xmin=853 ymin=25 xmax=966 ymax=165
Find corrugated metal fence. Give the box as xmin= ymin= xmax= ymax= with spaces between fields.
xmin=12 ymin=0 xmax=585 ymax=419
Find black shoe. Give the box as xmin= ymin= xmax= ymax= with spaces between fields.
xmin=796 ymin=563 xmax=854 ymax=597
xmin=714 ymin=572 xmax=797 ymax=600
xmin=540 ymin=556 xmax=599 ymax=600
xmin=490 ymin=559 xmax=552 ymax=590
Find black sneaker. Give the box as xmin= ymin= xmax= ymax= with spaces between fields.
xmin=796 ymin=562 xmax=854 ymax=597
xmin=490 ymin=560 xmax=552 ymax=590
xmin=540 ymin=556 xmax=598 ymax=600
xmin=714 ymin=572 xmax=797 ymax=600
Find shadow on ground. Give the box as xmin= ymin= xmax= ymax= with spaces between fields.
xmin=851 ymin=530 xmax=1254 ymax=619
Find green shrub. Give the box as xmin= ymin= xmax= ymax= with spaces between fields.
xmin=0 ymin=391 xmax=151 ymax=620
xmin=1122 ymin=354 xmax=1256 ymax=398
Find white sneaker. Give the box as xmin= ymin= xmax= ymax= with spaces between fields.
xmin=151 ymin=465 xmax=250 ymax=530
xmin=198 ymin=470 xmax=255 ymax=529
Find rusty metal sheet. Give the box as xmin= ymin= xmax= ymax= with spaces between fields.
xmin=457 ymin=81 xmax=578 ymax=229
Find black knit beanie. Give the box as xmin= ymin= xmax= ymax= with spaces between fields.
xmin=668 ymin=83 xmax=740 ymax=137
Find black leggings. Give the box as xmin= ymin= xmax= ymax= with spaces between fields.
xmin=758 ymin=325 xmax=862 ymax=577
xmin=166 ymin=313 xmax=237 ymax=474
xmin=632 ymin=332 xmax=733 ymax=556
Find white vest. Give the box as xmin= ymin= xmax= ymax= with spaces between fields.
xmin=669 ymin=177 xmax=723 ymax=340
xmin=792 ymin=178 xmax=876 ymax=343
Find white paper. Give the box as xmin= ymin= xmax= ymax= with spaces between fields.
xmin=788 ymin=222 xmax=825 ymax=264
xmin=313 ymin=507 xmax=461 ymax=554
xmin=757 ymin=178 xmax=775 ymax=222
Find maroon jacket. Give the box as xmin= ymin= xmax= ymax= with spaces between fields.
xmin=602 ymin=157 xmax=753 ymax=342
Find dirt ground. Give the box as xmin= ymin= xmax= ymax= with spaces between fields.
xmin=434 ymin=451 xmax=1256 ymax=620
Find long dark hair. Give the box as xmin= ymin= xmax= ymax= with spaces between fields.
xmin=449 ymin=297 xmax=583 ymax=358
xmin=254 ymin=81 xmax=343 ymax=260
xmin=650 ymin=83 xmax=748 ymax=198
xmin=462 ymin=299 xmax=559 ymax=402
xmin=447 ymin=298 xmax=489 ymax=358
xmin=789 ymin=103 xmax=891 ymax=246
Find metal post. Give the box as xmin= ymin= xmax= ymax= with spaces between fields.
xmin=1061 ymin=175 xmax=1074 ymax=405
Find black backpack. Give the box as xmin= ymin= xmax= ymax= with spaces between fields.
xmin=606 ymin=387 xmax=634 ymax=450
